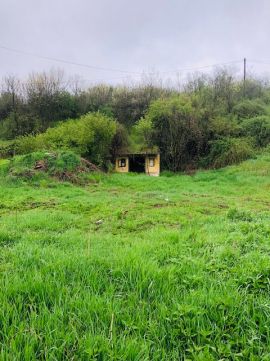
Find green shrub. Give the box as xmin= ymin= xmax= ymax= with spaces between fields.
xmin=13 ymin=134 xmax=44 ymax=155
xmin=46 ymin=151 xmax=81 ymax=174
xmin=202 ymin=137 xmax=254 ymax=168
xmin=140 ymin=95 xmax=206 ymax=171
xmin=240 ymin=116 xmax=270 ymax=147
xmin=9 ymin=152 xmax=47 ymax=170
xmin=209 ymin=116 xmax=241 ymax=137
xmin=8 ymin=151 xmax=86 ymax=183
xmin=15 ymin=112 xmax=117 ymax=168
xmin=232 ymin=99 xmax=266 ymax=120
xmin=110 ymin=122 xmax=129 ymax=157
xmin=0 ymin=140 xmax=16 ymax=158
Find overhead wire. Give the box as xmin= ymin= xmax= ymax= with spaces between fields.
xmin=0 ymin=44 xmax=250 ymax=83
xmin=0 ymin=44 xmax=142 ymax=75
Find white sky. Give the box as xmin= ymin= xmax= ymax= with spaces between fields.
xmin=1 ymin=0 xmax=270 ymax=85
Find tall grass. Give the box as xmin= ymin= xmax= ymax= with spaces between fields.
xmin=0 ymin=156 xmax=270 ymax=359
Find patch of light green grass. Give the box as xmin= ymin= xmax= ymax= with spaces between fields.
xmin=0 ymin=155 xmax=270 ymax=359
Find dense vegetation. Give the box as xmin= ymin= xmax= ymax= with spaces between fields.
xmin=14 ymin=113 xmax=117 ymax=168
xmin=1 ymin=69 xmax=270 ymax=171
xmin=0 ymin=154 xmax=270 ymax=359
xmin=1 ymin=68 xmax=270 ymax=359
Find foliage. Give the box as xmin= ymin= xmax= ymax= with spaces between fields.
xmin=110 ymin=122 xmax=130 ymax=158
xmin=7 ymin=151 xmax=95 ymax=184
xmin=15 ymin=112 xmax=117 ymax=167
xmin=0 ymin=71 xmax=81 ymax=139
xmin=208 ymin=116 xmax=241 ymax=138
xmin=111 ymin=85 xmax=171 ymax=127
xmin=1 ymin=69 xmax=270 ymax=172
xmin=232 ymin=99 xmax=267 ymax=120
xmin=77 ymin=84 xmax=114 ymax=115
xmin=0 ymin=156 xmax=270 ymax=358
xmin=203 ymin=137 xmax=254 ymax=168
xmin=240 ymin=116 xmax=270 ymax=147
xmin=140 ymin=95 xmax=208 ymax=171
xmin=131 ymin=117 xmax=154 ymax=151
xmin=0 ymin=140 xmax=15 ymax=158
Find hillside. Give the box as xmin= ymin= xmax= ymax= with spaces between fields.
xmin=0 ymin=155 xmax=270 ymax=359
xmin=2 ymin=70 xmax=270 ymax=173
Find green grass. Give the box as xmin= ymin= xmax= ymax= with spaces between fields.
xmin=1 ymin=155 xmax=270 ymax=360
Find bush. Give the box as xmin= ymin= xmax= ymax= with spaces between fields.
xmin=203 ymin=137 xmax=254 ymax=168
xmin=7 ymin=151 xmax=93 ymax=183
xmin=110 ymin=122 xmax=129 ymax=158
xmin=141 ymin=95 xmax=207 ymax=171
xmin=232 ymin=99 xmax=266 ymax=120
xmin=0 ymin=140 xmax=16 ymax=158
xmin=46 ymin=151 xmax=81 ymax=174
xmin=15 ymin=112 xmax=117 ymax=168
xmin=240 ymin=116 xmax=270 ymax=147
xmin=13 ymin=134 xmax=44 ymax=155
xmin=209 ymin=116 xmax=241 ymax=138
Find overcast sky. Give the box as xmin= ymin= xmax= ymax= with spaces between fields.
xmin=1 ymin=0 xmax=270 ymax=85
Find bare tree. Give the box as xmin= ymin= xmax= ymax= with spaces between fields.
xmin=1 ymin=75 xmax=22 ymax=134
xmin=24 ymin=69 xmax=68 ymax=129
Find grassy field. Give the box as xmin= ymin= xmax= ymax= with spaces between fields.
xmin=1 ymin=155 xmax=270 ymax=360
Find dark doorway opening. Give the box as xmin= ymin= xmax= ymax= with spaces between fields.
xmin=129 ymin=155 xmax=145 ymax=173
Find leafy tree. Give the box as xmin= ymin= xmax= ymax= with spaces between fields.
xmin=208 ymin=116 xmax=241 ymax=139
xmin=240 ymin=116 xmax=270 ymax=147
xmin=140 ymin=95 xmax=207 ymax=171
xmin=15 ymin=112 xmax=116 ymax=168
xmin=111 ymin=85 xmax=171 ymax=127
xmin=132 ymin=117 xmax=154 ymax=151
xmin=76 ymin=85 xmax=114 ymax=115
xmin=232 ymin=99 xmax=266 ymax=120
xmin=25 ymin=70 xmax=78 ymax=130
xmin=0 ymin=76 xmax=25 ymax=138
xmin=110 ymin=122 xmax=129 ymax=158
xmin=202 ymin=137 xmax=254 ymax=168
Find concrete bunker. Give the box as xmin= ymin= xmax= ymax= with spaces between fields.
xmin=115 ymin=152 xmax=160 ymax=176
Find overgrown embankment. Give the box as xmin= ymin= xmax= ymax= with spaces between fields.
xmin=3 ymin=151 xmax=100 ymax=185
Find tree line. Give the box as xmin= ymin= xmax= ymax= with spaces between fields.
xmin=0 ymin=70 xmax=171 ymax=138
xmin=1 ymin=68 xmax=270 ymax=171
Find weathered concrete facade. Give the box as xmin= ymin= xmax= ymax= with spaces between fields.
xmin=115 ymin=153 xmax=160 ymax=176
xmin=115 ymin=156 xmax=129 ymax=173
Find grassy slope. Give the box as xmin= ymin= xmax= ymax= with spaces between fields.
xmin=1 ymin=156 xmax=270 ymax=360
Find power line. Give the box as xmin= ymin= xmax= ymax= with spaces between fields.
xmin=0 ymin=44 xmax=142 ymax=75
xmin=0 ymin=44 xmax=244 ymax=78
xmin=83 ymin=60 xmax=242 ymax=83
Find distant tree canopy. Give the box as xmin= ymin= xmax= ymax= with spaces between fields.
xmin=138 ymin=96 xmax=206 ymax=171
xmin=1 ymin=68 xmax=270 ymax=171
xmin=0 ymin=71 xmax=174 ymax=139
xmin=232 ymin=99 xmax=267 ymax=120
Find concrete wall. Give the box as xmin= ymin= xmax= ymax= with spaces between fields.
xmin=145 ymin=154 xmax=160 ymax=176
xmin=115 ymin=154 xmax=160 ymax=176
xmin=115 ymin=156 xmax=129 ymax=173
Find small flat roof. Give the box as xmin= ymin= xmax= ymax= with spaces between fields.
xmin=116 ymin=152 xmax=159 ymax=157
xmin=116 ymin=149 xmax=159 ymax=156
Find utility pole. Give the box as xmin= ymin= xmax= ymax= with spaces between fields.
xmin=243 ymin=58 xmax=247 ymax=97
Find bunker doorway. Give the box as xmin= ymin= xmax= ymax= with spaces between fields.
xmin=129 ymin=155 xmax=145 ymax=173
